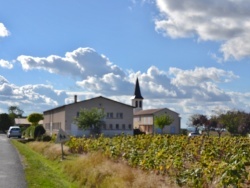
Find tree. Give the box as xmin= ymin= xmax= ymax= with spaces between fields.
xmin=27 ymin=113 xmax=44 ymax=126
xmin=237 ymin=112 xmax=250 ymax=136
xmin=74 ymin=108 xmax=105 ymax=134
xmin=8 ymin=106 xmax=24 ymax=118
xmin=216 ymin=110 xmax=250 ymax=136
xmin=188 ymin=114 xmax=208 ymax=133
xmin=216 ymin=123 xmax=225 ymax=138
xmin=154 ymin=114 xmax=174 ymax=134
xmin=0 ymin=113 xmax=13 ymax=132
xmin=218 ymin=110 xmax=242 ymax=135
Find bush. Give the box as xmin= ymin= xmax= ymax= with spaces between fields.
xmin=50 ymin=134 xmax=57 ymax=143
xmin=134 ymin=129 xmax=145 ymax=135
xmin=34 ymin=125 xmax=46 ymax=140
xmin=24 ymin=126 xmax=35 ymax=139
xmin=41 ymin=134 xmax=52 ymax=142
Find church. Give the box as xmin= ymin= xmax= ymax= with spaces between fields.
xmin=43 ymin=78 xmax=181 ymax=136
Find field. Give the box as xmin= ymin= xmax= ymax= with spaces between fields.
xmin=66 ymin=134 xmax=250 ymax=187
xmin=13 ymin=134 xmax=250 ymax=187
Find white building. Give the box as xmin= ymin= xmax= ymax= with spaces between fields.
xmin=43 ymin=96 xmax=134 ymax=137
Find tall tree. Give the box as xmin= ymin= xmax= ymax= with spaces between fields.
xmin=27 ymin=113 xmax=44 ymax=126
xmin=204 ymin=116 xmax=218 ymax=136
xmin=216 ymin=110 xmax=250 ymax=136
xmin=218 ymin=110 xmax=241 ymax=135
xmin=74 ymin=108 xmax=105 ymax=135
xmin=216 ymin=123 xmax=226 ymax=138
xmin=0 ymin=113 xmax=13 ymax=132
xmin=154 ymin=114 xmax=174 ymax=134
xmin=189 ymin=114 xmax=208 ymax=133
xmin=8 ymin=106 xmax=24 ymax=117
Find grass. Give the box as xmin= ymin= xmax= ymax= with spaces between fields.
xmin=11 ymin=140 xmax=78 ymax=188
xmin=12 ymin=141 xmax=178 ymax=188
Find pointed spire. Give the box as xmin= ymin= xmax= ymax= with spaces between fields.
xmin=134 ymin=78 xmax=143 ymax=99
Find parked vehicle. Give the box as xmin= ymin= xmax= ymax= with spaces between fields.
xmin=188 ymin=132 xmax=201 ymax=137
xmin=7 ymin=126 xmax=21 ymax=138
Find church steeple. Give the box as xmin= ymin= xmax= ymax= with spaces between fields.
xmin=134 ymin=78 xmax=143 ymax=99
xmin=132 ymin=78 xmax=143 ymax=113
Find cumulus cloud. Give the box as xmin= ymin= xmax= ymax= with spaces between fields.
xmin=0 ymin=59 xmax=13 ymax=69
xmin=0 ymin=76 xmax=68 ymax=115
xmin=154 ymin=0 xmax=250 ymax=60
xmin=17 ymin=47 xmax=131 ymax=95
xmin=14 ymin=47 xmax=249 ymax=127
xmin=16 ymin=46 xmax=239 ymax=103
xmin=0 ymin=23 xmax=10 ymax=37
xmin=168 ymin=67 xmax=238 ymax=101
xmin=17 ymin=47 xmax=124 ymax=79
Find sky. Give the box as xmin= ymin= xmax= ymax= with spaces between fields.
xmin=1 ymin=0 xmax=250 ymax=128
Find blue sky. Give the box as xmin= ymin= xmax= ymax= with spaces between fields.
xmin=1 ymin=0 xmax=250 ymax=127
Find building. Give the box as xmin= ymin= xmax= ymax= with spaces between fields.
xmin=132 ymin=78 xmax=181 ymax=134
xmin=43 ymin=96 xmax=134 ymax=137
xmin=15 ymin=118 xmax=43 ymax=127
xmin=43 ymin=78 xmax=181 ymax=136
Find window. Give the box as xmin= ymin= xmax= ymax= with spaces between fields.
xmin=52 ymin=122 xmax=61 ymax=130
xmin=170 ymin=127 xmax=176 ymax=134
xmin=122 ymin=124 xmax=125 ymax=130
xmin=139 ymin=101 xmax=142 ymax=108
xmin=109 ymin=124 xmax=113 ymax=129
xmin=128 ymin=124 xmax=132 ymax=130
xmin=116 ymin=113 xmax=123 ymax=119
xmin=76 ymin=112 xmax=80 ymax=117
xmin=135 ymin=101 xmax=138 ymax=107
xmin=107 ymin=112 xmax=113 ymax=119
xmin=116 ymin=124 xmax=119 ymax=129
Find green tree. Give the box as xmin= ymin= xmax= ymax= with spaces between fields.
xmin=27 ymin=113 xmax=44 ymax=126
xmin=188 ymin=114 xmax=208 ymax=133
xmin=154 ymin=114 xmax=174 ymax=134
xmin=74 ymin=108 xmax=105 ymax=134
xmin=218 ymin=110 xmax=241 ymax=135
xmin=0 ymin=113 xmax=13 ymax=132
xmin=8 ymin=106 xmax=24 ymax=118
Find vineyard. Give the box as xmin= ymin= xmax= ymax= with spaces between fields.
xmin=66 ymin=134 xmax=250 ymax=187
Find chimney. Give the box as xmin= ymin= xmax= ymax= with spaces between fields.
xmin=74 ymin=95 xmax=77 ymax=103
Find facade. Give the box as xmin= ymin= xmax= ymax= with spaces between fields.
xmin=43 ymin=96 xmax=134 ymax=137
xmin=132 ymin=78 xmax=181 ymax=134
xmin=133 ymin=108 xmax=181 ymax=134
xmin=43 ymin=78 xmax=181 ymax=137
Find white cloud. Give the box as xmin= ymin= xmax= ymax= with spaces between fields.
xmin=17 ymin=47 xmax=130 ymax=95
xmin=154 ymin=0 xmax=250 ymax=60
xmin=0 ymin=23 xmax=10 ymax=37
xmin=0 ymin=76 xmax=68 ymax=115
xmin=17 ymin=47 xmax=125 ymax=79
xmin=169 ymin=67 xmax=238 ymax=86
xmin=168 ymin=67 xmax=238 ymax=101
xmin=0 ymin=59 xmax=13 ymax=69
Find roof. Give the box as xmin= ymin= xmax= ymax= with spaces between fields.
xmin=134 ymin=108 xmax=164 ymax=116
xmin=43 ymin=96 xmax=134 ymax=113
xmin=132 ymin=78 xmax=143 ymax=99
xmin=134 ymin=108 xmax=179 ymax=116
xmin=15 ymin=118 xmax=43 ymax=125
